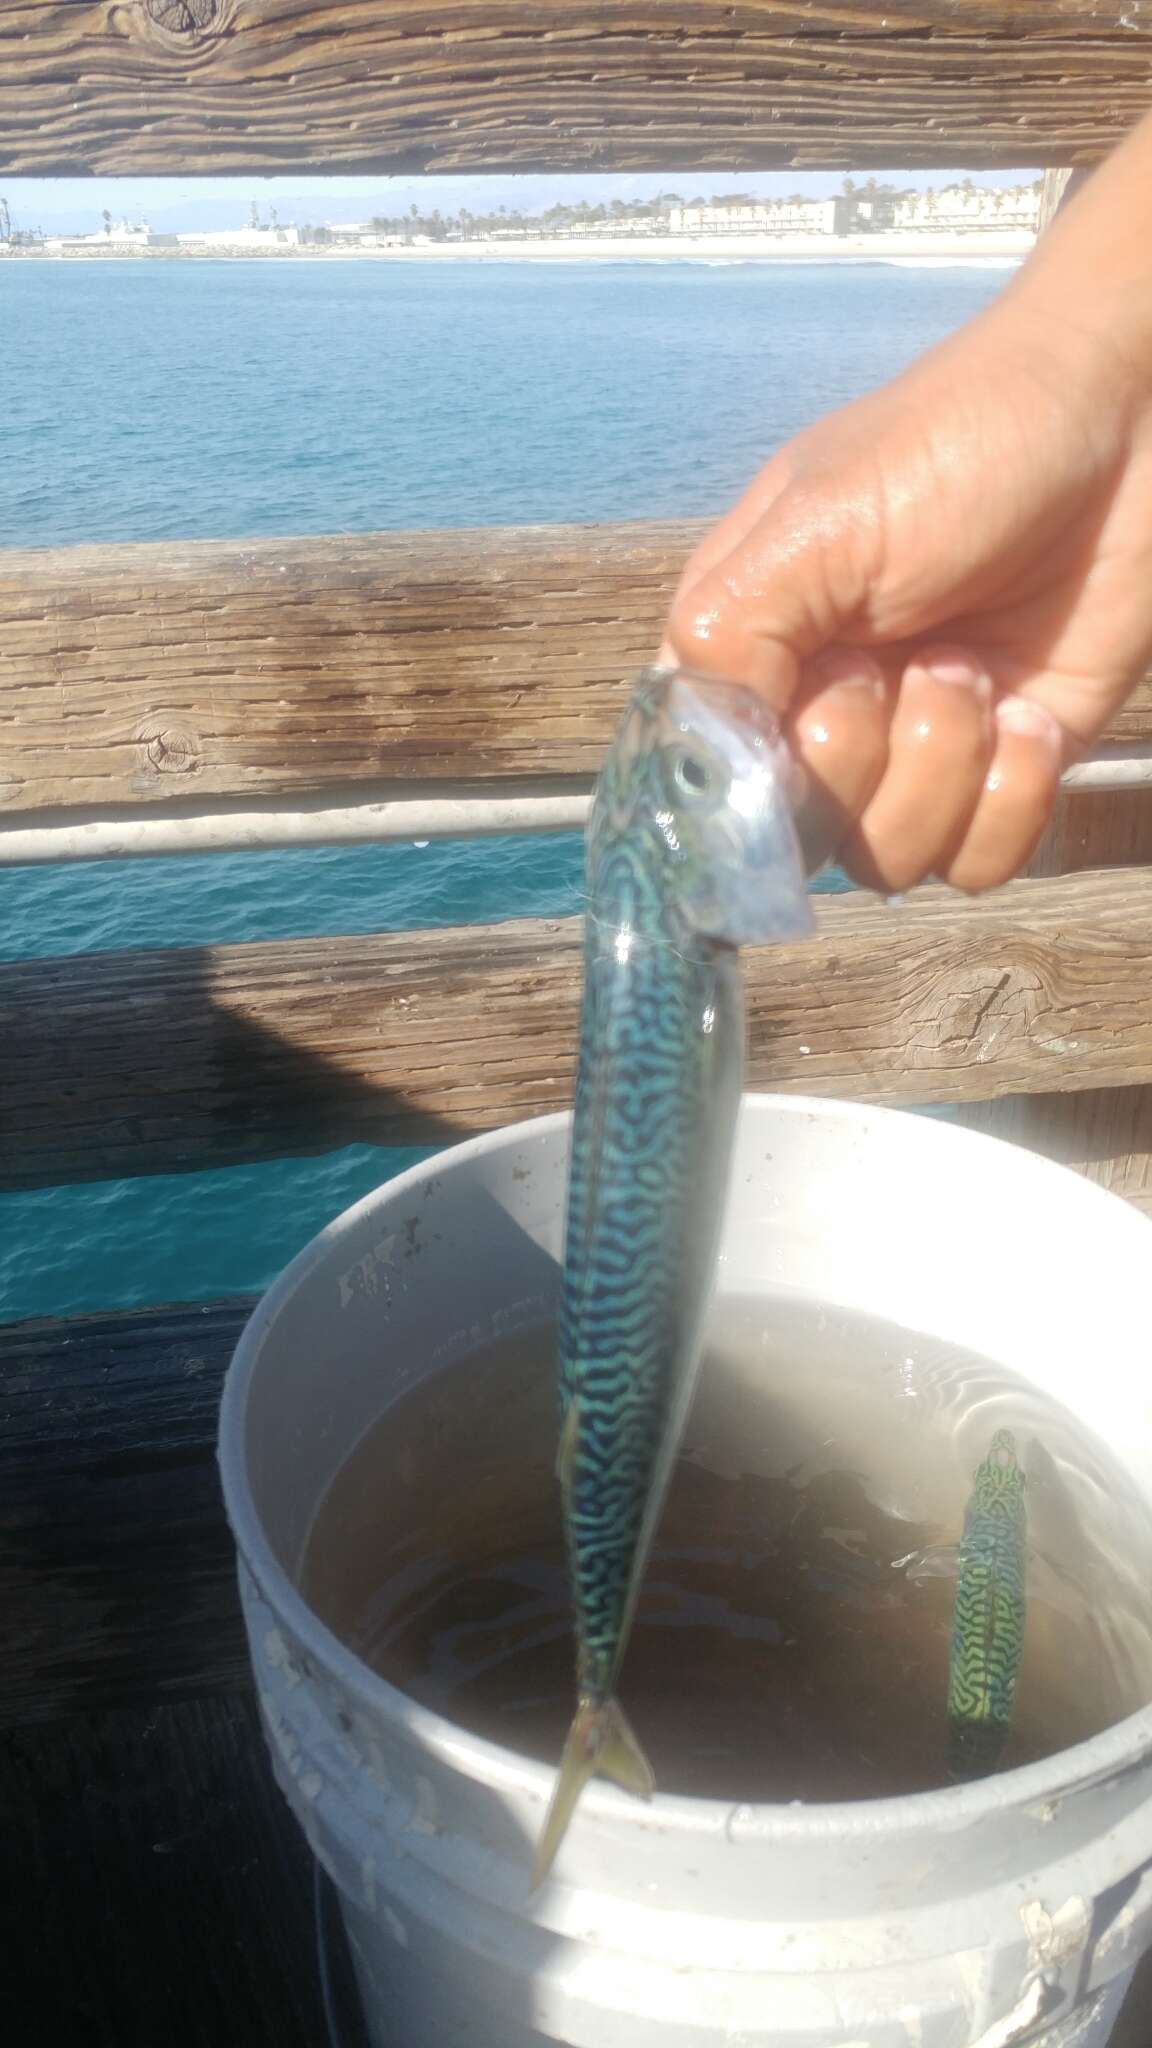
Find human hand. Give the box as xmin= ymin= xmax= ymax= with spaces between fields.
xmin=662 ymin=149 xmax=1152 ymax=893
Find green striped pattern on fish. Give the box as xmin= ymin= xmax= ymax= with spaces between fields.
xmin=559 ymin=755 xmax=739 ymax=1705
xmin=947 ymin=1427 xmax=1027 ymax=1780
xmin=533 ymin=669 xmax=812 ymax=1885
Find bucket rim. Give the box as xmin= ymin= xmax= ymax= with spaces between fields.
xmin=218 ymin=1095 xmax=1152 ymax=1854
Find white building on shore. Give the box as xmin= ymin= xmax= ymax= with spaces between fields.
xmin=888 ymin=182 xmax=1041 ymax=234
xmin=176 ymin=224 xmax=302 ymax=251
xmin=669 ymin=198 xmax=837 ymax=236
xmin=315 ymin=221 xmax=410 ymax=247
xmin=667 ymin=182 xmax=1040 ymax=241
xmin=44 ymin=217 xmax=154 ymax=252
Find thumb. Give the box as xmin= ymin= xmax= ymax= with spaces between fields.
xmin=660 ymin=480 xmax=860 ymax=716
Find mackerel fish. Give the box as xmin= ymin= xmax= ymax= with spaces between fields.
xmin=533 ymin=667 xmax=812 ymax=1883
xmin=947 ymin=1427 xmax=1028 ymax=1779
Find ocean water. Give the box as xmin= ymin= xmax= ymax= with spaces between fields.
xmin=1 ymin=259 xmax=1008 ymax=1321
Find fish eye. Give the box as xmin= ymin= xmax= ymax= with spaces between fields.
xmin=669 ymin=747 xmax=725 ymax=802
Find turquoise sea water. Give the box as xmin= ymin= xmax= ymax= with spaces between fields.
xmin=1 ymin=259 xmax=1006 ymax=1320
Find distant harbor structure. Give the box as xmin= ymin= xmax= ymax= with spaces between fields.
xmin=176 ymin=224 xmax=302 ymax=252
xmin=1 ymin=179 xmax=1047 ymax=260
xmin=41 ymin=215 xmax=158 ymax=253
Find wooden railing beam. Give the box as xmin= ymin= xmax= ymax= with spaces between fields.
xmin=4 ymin=866 xmax=1151 ymax=1190
xmin=956 ymin=771 xmax=1152 ymax=1223
xmin=4 ymin=524 xmax=1151 ymax=823
xmin=1 ymin=4 xmax=1150 ymax=176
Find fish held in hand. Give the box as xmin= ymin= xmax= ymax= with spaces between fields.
xmin=533 ymin=668 xmax=812 ymax=1885
xmin=947 ymin=1428 xmax=1028 ymax=1781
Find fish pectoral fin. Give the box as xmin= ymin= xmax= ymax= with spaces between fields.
xmin=556 ymin=1402 xmax=579 ymax=1493
xmin=531 ymin=1697 xmax=655 ymax=1890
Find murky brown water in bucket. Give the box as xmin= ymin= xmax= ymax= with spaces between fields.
xmin=303 ymin=1295 xmax=1152 ymax=1800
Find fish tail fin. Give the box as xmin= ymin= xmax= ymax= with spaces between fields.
xmin=531 ymin=1696 xmax=655 ymax=1889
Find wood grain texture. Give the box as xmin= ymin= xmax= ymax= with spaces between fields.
xmin=0 ymin=524 xmax=687 ymax=815
xmin=3 ymin=524 xmax=1151 ymax=820
xmin=1023 ymin=787 xmax=1152 ymax=871
xmin=1 ymin=3 xmax=1151 ymax=175
xmin=0 ymin=1299 xmax=254 ymax=1725
xmin=957 ymin=782 xmax=1152 ymax=1214
xmin=2 ymin=1697 xmax=339 ymax=2045
xmin=4 ymin=867 xmax=1151 ymax=1190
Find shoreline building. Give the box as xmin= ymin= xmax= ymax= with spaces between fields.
xmin=668 ymin=197 xmax=837 ymax=236
xmin=883 ymin=181 xmax=1042 ymax=235
xmin=176 ymin=224 xmax=302 ymax=251
xmin=668 ymin=183 xmax=1040 ymax=240
xmin=43 ymin=217 xmax=158 ymax=253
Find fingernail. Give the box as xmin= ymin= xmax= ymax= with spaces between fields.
xmin=807 ymin=649 xmax=885 ymax=696
xmin=995 ymin=694 xmax=1064 ymax=748
xmin=908 ymin=650 xmax=993 ymax=702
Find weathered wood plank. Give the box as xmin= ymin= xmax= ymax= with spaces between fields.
xmin=957 ymin=774 xmax=1152 ymax=1217
xmin=3 ymin=867 xmax=1151 ymax=1190
xmin=1 ymin=3 xmax=1151 ymax=175
xmin=0 ymin=1299 xmax=254 ymax=1724
xmin=3 ymin=525 xmax=1151 ymax=820
xmin=1024 ymin=788 xmax=1152 ymax=871
xmin=2 ymin=1696 xmax=339 ymax=2044
xmin=0 ymin=525 xmax=685 ymax=815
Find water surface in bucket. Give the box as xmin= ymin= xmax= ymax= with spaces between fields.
xmin=303 ymin=1295 xmax=1152 ymax=1800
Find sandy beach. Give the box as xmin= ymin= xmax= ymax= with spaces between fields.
xmin=360 ymin=228 xmax=1032 ymax=266
xmin=4 ymin=229 xmax=1033 ymax=267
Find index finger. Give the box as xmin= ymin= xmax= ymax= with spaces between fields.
xmin=661 ymin=490 xmax=846 ymax=711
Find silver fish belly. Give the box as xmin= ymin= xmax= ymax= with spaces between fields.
xmin=533 ymin=667 xmax=812 ymax=1883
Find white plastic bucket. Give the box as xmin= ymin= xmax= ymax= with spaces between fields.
xmin=219 ymin=1098 xmax=1152 ymax=2047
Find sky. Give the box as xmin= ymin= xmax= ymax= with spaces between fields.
xmin=1 ymin=168 xmax=1038 ymax=237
